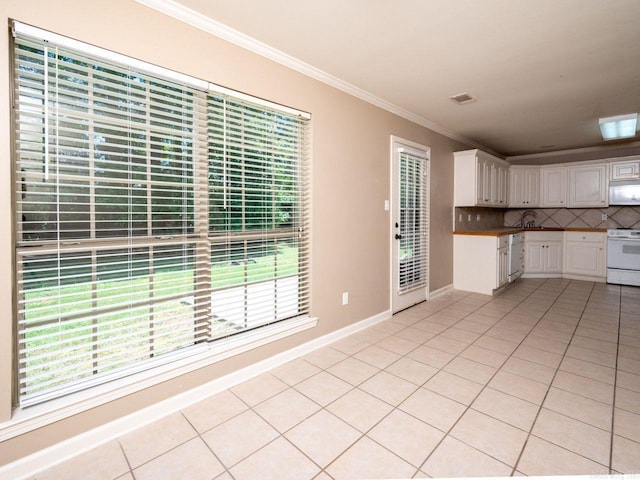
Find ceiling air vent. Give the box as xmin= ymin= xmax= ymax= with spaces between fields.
xmin=450 ymin=92 xmax=476 ymax=105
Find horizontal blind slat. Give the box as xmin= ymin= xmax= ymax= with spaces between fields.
xmin=14 ymin=27 xmax=310 ymax=405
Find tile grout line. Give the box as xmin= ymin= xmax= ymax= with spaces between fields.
xmin=116 ymin=440 xmax=135 ymax=480
xmin=509 ymin=280 xmax=594 ymax=474
xmin=125 ymin=282 xmax=625 ymax=479
xmin=31 ymin=281 xmax=635 ymax=480
xmin=412 ymin=278 xmax=572 ymax=476
xmin=308 ymin=289 xmax=528 ymax=478
xmin=310 ymin=291 xmax=493 ymax=478
xmin=171 ymin=285 xmax=627 ymax=478
xmin=608 ymin=286 xmax=623 ymax=474
xmin=179 ymin=408 xmax=239 ymax=479
xmin=123 ymin=281 xmax=593 ymax=478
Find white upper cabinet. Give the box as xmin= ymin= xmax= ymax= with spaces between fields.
xmin=509 ymin=166 xmax=540 ymax=207
xmin=497 ymin=164 xmax=509 ymax=206
xmin=610 ymin=159 xmax=640 ymax=180
xmin=567 ymin=163 xmax=608 ymax=208
xmin=454 ymin=149 xmax=509 ymax=207
xmin=540 ymin=166 xmax=567 ymax=207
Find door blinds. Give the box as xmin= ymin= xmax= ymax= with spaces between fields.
xmin=12 ymin=24 xmax=310 ymax=406
xmin=398 ymin=151 xmax=428 ymax=293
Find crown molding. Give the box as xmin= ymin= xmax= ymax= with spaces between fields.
xmin=134 ymin=0 xmax=492 ymax=153
xmin=507 ymin=141 xmax=640 ymax=163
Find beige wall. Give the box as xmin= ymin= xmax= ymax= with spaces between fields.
xmin=0 ymin=0 xmax=464 ymax=464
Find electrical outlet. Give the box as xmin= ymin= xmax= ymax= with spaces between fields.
xmin=467 ymin=214 xmax=471 ymax=221
xmin=602 ymin=213 xmax=608 ymax=221
xmin=476 ymin=214 xmax=481 ymax=221
xmin=458 ymin=214 xmax=462 ymax=222
xmin=342 ymin=292 xmax=349 ymax=305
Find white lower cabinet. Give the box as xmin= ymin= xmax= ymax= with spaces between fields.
xmin=497 ymin=244 xmax=509 ymax=287
xmin=524 ymin=231 xmax=563 ymax=276
xmin=563 ymin=232 xmax=606 ymax=279
xmin=454 ymin=230 xmax=607 ymax=296
xmin=454 ymin=234 xmax=511 ymax=295
xmin=523 ymin=230 xmax=606 ymax=281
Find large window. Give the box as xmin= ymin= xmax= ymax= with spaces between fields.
xmin=12 ymin=23 xmax=310 ymax=406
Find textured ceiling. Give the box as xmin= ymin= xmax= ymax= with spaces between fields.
xmin=151 ymin=0 xmax=640 ymax=157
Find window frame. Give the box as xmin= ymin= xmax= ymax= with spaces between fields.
xmin=10 ymin=21 xmax=313 ymax=414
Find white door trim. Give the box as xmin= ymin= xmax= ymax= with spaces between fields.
xmin=389 ymin=135 xmax=431 ymax=313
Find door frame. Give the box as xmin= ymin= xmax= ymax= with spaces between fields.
xmin=389 ymin=135 xmax=431 ymax=313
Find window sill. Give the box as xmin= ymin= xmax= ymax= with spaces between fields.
xmin=0 ymin=315 xmax=317 ymax=442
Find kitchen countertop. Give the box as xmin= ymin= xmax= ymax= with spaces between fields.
xmin=453 ymin=227 xmax=608 ymax=236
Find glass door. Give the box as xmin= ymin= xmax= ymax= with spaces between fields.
xmin=391 ymin=137 xmax=429 ymax=312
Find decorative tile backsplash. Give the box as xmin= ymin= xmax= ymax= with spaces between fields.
xmin=454 ymin=206 xmax=640 ymax=231
xmin=454 ymin=207 xmax=506 ymax=231
xmin=504 ymin=206 xmax=640 ymax=229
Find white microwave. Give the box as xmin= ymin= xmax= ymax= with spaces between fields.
xmin=609 ymin=180 xmax=640 ymax=205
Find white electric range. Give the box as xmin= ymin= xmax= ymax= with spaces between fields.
xmin=607 ymin=228 xmax=640 ymax=286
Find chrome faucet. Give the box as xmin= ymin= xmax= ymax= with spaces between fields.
xmin=517 ymin=210 xmax=537 ymax=228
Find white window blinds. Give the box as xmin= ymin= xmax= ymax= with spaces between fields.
xmin=398 ymin=151 xmax=428 ymax=293
xmin=12 ymin=23 xmax=310 ymax=406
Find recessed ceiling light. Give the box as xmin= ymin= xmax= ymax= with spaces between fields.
xmin=450 ymin=92 xmax=476 ymax=105
xmin=599 ymin=113 xmax=637 ymax=141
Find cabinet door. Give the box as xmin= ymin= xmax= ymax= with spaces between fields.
xmin=541 ymin=167 xmax=567 ymax=207
xmin=497 ymin=166 xmax=509 ymax=206
xmin=476 ymin=158 xmax=488 ymax=205
xmin=526 ymin=170 xmax=540 ymax=207
xmin=525 ymin=243 xmax=545 ymax=272
xmin=509 ymin=170 xmax=527 ymax=206
xmin=545 ymin=243 xmax=563 ymax=273
xmin=564 ymin=243 xmax=605 ymax=277
xmin=611 ymin=160 xmax=640 ymax=180
xmin=510 ymin=168 xmax=539 ymax=207
xmin=489 ymin=162 xmax=499 ymax=205
xmin=568 ymin=164 xmax=608 ymax=207
xmin=497 ymin=246 xmax=509 ymax=286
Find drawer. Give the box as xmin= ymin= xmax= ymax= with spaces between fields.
xmin=498 ymin=235 xmax=509 ymax=248
xmin=565 ymin=232 xmax=605 ymax=244
xmin=525 ymin=231 xmax=563 ymax=242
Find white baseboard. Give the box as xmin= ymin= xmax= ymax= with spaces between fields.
xmin=0 ymin=308 xmax=392 ymax=480
xmin=428 ymin=283 xmax=454 ymax=299
xmin=521 ymin=273 xmax=563 ymax=279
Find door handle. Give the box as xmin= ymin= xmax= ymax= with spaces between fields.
xmin=395 ymin=233 xmax=402 ymax=240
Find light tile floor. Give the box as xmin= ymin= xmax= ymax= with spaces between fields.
xmin=32 ymin=278 xmax=640 ymax=479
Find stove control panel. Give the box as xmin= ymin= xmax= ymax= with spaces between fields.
xmin=607 ymin=229 xmax=640 ymax=238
